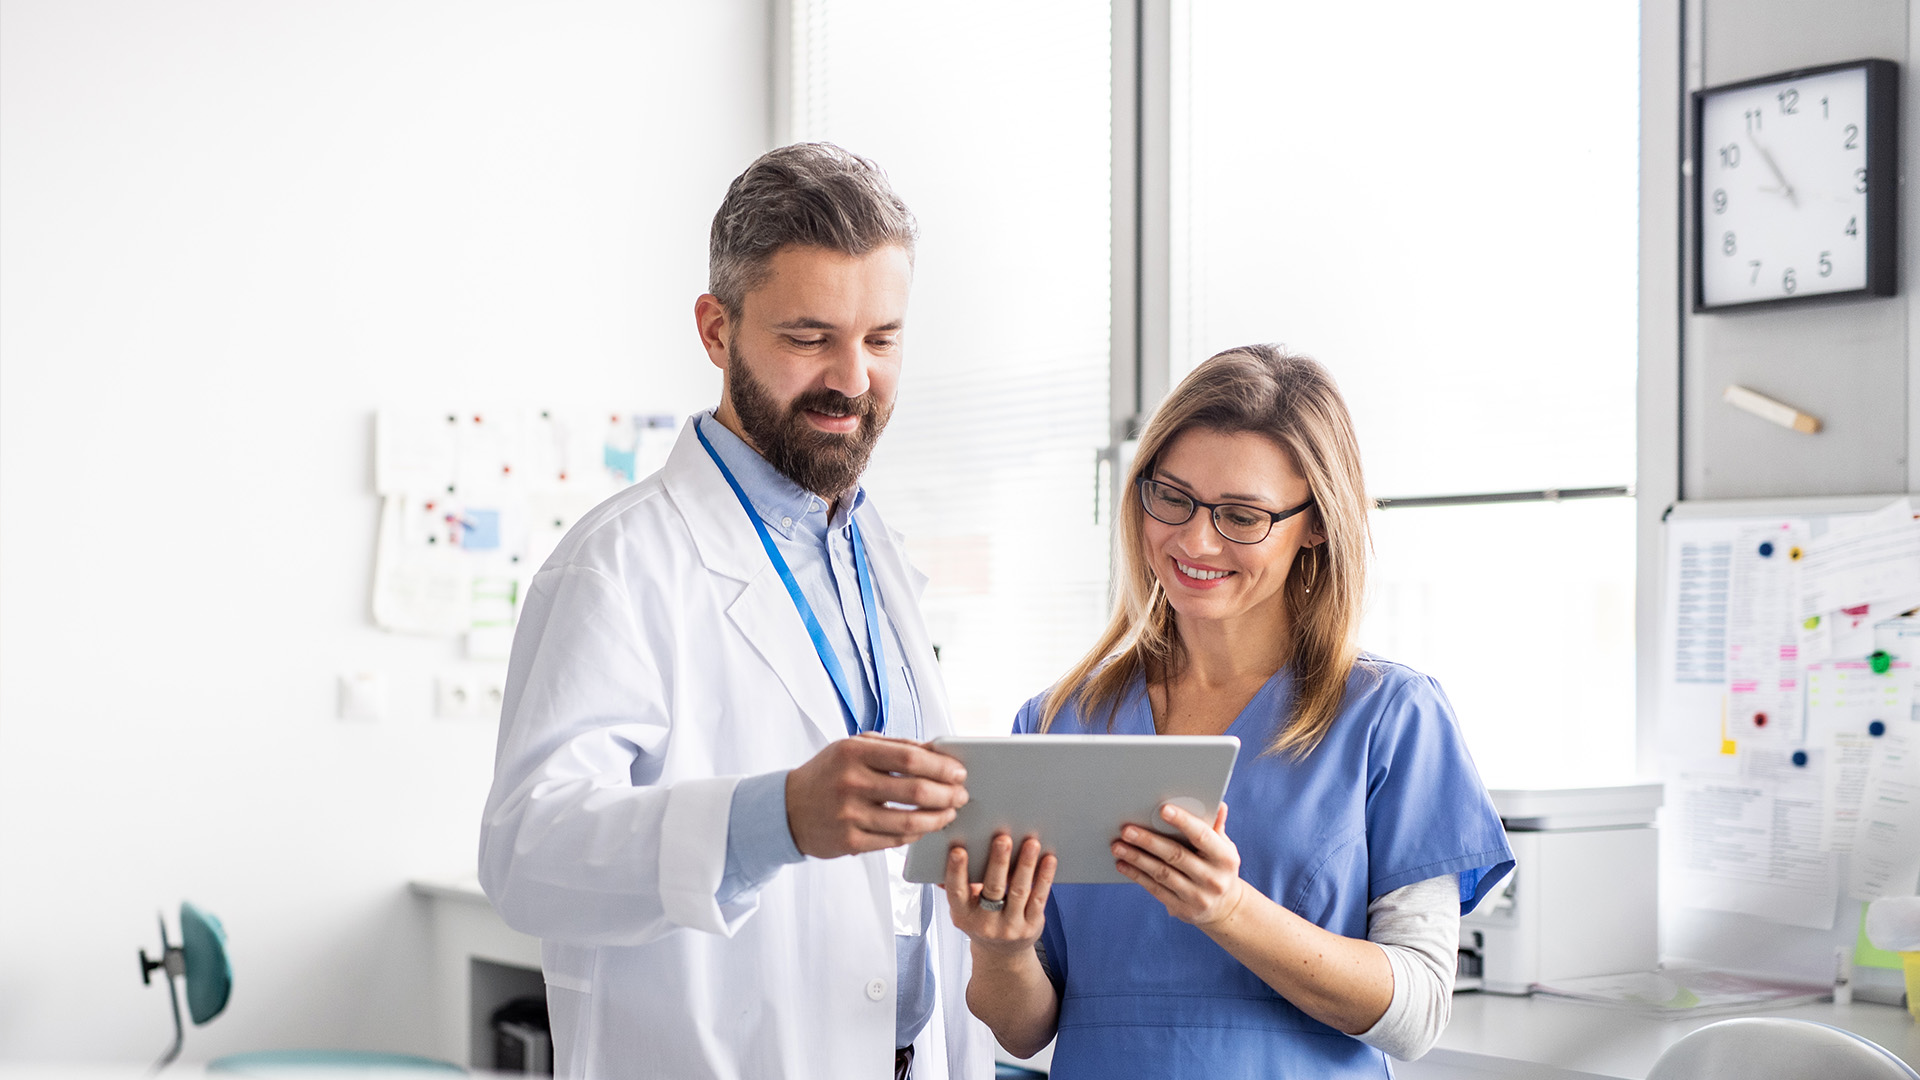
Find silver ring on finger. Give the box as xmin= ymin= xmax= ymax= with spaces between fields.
xmin=978 ymin=895 xmax=1007 ymax=912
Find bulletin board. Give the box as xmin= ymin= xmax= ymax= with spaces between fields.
xmin=370 ymin=409 xmax=678 ymax=658
xmin=1657 ymin=493 xmax=1920 ymax=981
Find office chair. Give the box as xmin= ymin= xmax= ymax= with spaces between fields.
xmin=1645 ymin=1017 xmax=1918 ymax=1080
xmin=139 ymin=902 xmax=463 ymax=1075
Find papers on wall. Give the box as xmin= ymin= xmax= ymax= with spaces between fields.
xmin=371 ymin=409 xmax=677 ymax=656
xmin=1727 ymin=522 xmax=1805 ymax=747
xmin=1661 ymin=499 xmax=1920 ymax=929
xmin=1661 ymin=520 xmax=1737 ymax=760
xmin=1850 ymin=728 xmax=1920 ymax=902
xmin=1673 ymin=768 xmax=1838 ymax=930
xmin=1796 ymin=498 xmax=1920 ymax=629
xmin=1670 ymin=533 xmax=1732 ymax=686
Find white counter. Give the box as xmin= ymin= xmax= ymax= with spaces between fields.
xmin=410 ymin=878 xmax=1915 ymax=1078
xmin=1400 ymin=990 xmax=1919 ymax=1080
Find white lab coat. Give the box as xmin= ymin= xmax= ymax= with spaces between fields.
xmin=479 ymin=418 xmax=994 ymax=1080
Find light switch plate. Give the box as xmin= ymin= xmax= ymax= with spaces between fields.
xmin=338 ymin=671 xmax=388 ymax=722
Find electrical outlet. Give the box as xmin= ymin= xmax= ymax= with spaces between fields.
xmin=476 ymin=672 xmax=508 ymax=719
xmin=436 ymin=669 xmax=509 ymax=720
xmin=338 ymin=671 xmax=388 ymax=722
xmin=435 ymin=674 xmax=480 ymax=720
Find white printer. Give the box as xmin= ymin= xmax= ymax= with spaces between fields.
xmin=1460 ymin=784 xmax=1665 ymax=995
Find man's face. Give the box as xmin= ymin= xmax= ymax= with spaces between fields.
xmin=700 ymin=243 xmax=912 ymax=499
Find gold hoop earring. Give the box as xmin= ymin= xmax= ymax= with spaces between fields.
xmin=1301 ymin=548 xmax=1319 ymax=595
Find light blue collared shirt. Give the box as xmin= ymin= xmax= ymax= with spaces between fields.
xmin=698 ymin=413 xmax=935 ymax=1049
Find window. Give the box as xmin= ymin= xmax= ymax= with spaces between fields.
xmin=1185 ymin=2 xmax=1641 ymax=785
xmin=787 ymin=0 xmax=1114 ymax=732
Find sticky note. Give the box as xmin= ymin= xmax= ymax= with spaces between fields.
xmin=460 ymin=509 xmax=501 ymax=551
xmin=1859 ymin=904 xmax=1905 ymax=970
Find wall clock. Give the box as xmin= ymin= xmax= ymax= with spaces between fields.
xmin=1692 ymin=59 xmax=1898 ymax=311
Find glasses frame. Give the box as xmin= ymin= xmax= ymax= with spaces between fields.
xmin=1137 ymin=477 xmax=1315 ymax=545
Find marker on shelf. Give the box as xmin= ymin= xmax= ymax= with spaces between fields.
xmin=1723 ymin=384 xmax=1821 ymax=434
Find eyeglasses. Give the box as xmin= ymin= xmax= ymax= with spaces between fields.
xmin=1137 ymin=478 xmax=1314 ymax=545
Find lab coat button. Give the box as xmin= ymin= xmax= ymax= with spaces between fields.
xmin=781 ymin=516 xmax=793 ymax=529
xmin=865 ymin=978 xmax=887 ymax=1002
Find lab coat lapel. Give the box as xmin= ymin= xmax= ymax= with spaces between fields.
xmin=661 ymin=419 xmax=850 ymax=749
xmin=853 ymin=501 xmax=955 ymax=740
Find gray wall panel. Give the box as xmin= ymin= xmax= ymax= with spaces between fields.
xmin=1701 ymin=0 xmax=1905 ymax=84
xmin=1687 ymin=298 xmax=1907 ymax=496
xmin=1685 ymin=0 xmax=1910 ymax=499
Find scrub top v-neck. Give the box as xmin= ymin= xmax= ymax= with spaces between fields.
xmin=1017 ymin=659 xmax=1513 ymax=1080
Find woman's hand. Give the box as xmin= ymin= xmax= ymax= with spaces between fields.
xmin=944 ymin=832 xmax=1057 ymax=955
xmin=1112 ymin=801 xmax=1249 ymax=928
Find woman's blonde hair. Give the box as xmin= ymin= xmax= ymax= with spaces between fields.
xmin=1041 ymin=345 xmax=1372 ymax=758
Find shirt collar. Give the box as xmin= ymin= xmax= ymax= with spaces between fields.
xmin=697 ymin=410 xmax=865 ymax=541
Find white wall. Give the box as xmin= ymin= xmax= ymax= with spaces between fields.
xmin=0 ymin=0 xmax=766 ymax=1061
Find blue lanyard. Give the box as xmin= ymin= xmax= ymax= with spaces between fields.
xmin=696 ymin=420 xmax=892 ymax=738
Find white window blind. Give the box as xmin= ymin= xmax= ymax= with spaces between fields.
xmin=788 ymin=0 xmax=1114 ymax=733
xmin=1185 ymin=1 xmax=1642 ymax=786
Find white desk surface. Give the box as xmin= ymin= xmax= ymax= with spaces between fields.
xmin=411 ymin=878 xmax=1916 ymax=1078
xmin=1413 ymin=991 xmax=1919 ymax=1080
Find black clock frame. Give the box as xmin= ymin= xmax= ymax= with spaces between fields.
xmin=1691 ymin=58 xmax=1899 ymax=313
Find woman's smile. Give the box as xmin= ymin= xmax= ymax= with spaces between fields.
xmin=1172 ymin=557 xmax=1235 ymax=587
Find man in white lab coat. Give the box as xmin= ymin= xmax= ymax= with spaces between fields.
xmin=479 ymin=144 xmax=995 ymax=1080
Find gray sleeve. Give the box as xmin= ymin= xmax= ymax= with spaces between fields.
xmin=1352 ymin=874 xmax=1459 ymax=1061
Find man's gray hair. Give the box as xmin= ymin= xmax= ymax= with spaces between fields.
xmin=708 ymin=143 xmax=918 ymax=317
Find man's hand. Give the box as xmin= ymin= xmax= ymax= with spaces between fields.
xmin=785 ymin=733 xmax=969 ymax=859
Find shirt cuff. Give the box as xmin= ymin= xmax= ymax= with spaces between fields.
xmin=717 ymin=769 xmax=805 ymax=905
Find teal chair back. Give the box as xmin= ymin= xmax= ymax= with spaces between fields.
xmin=142 ymin=901 xmax=464 ymax=1075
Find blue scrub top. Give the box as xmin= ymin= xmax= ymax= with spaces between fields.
xmin=1019 ymin=657 xmax=1514 ymax=1080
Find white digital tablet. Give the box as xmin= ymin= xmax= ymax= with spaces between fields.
xmin=902 ymin=734 xmax=1241 ymax=886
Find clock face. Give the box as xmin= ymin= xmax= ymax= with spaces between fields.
xmin=1695 ymin=62 xmax=1895 ymax=309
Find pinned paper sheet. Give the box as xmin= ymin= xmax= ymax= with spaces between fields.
xmin=1796 ymin=498 xmax=1920 ymax=625
xmin=1727 ymin=522 xmax=1807 ymax=746
xmin=1808 ymin=662 xmax=1911 ymax=854
xmin=1800 ymin=601 xmax=1904 ymax=664
xmin=1825 ymin=731 xmax=1878 ymax=853
xmin=1673 ymin=771 xmax=1839 ymax=930
xmin=1849 ymin=727 xmax=1920 ymax=902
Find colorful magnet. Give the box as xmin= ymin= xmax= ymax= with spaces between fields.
xmin=1789 ymin=545 xmax=1805 ymax=561
xmin=1871 ymin=720 xmax=1888 ymax=737
xmin=1759 ymin=541 xmax=1775 ymax=557
xmin=1791 ymin=750 xmax=1808 ymax=767
xmin=1754 ymin=712 xmax=1769 ymax=728
xmin=1804 ymin=615 xmax=1822 ymax=630
xmin=1871 ymin=650 xmax=1893 ymax=675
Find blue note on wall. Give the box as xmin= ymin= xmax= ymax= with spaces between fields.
xmin=460 ymin=508 xmax=501 ymax=551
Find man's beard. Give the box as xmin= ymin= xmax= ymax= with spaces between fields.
xmin=727 ymin=339 xmax=893 ymax=499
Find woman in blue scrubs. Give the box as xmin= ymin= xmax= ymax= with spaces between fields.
xmin=943 ymin=345 xmax=1514 ymax=1078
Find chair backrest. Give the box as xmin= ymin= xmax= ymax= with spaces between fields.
xmin=180 ymin=901 xmax=232 ymax=1025
xmin=1647 ymin=1018 xmax=1918 ymax=1080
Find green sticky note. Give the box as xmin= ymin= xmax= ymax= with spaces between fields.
xmin=1858 ymin=904 xmax=1904 ymax=970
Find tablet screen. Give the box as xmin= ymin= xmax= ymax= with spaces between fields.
xmin=902 ymin=734 xmax=1240 ymax=885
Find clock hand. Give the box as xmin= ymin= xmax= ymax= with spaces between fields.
xmin=1750 ymin=137 xmax=1799 ymax=208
